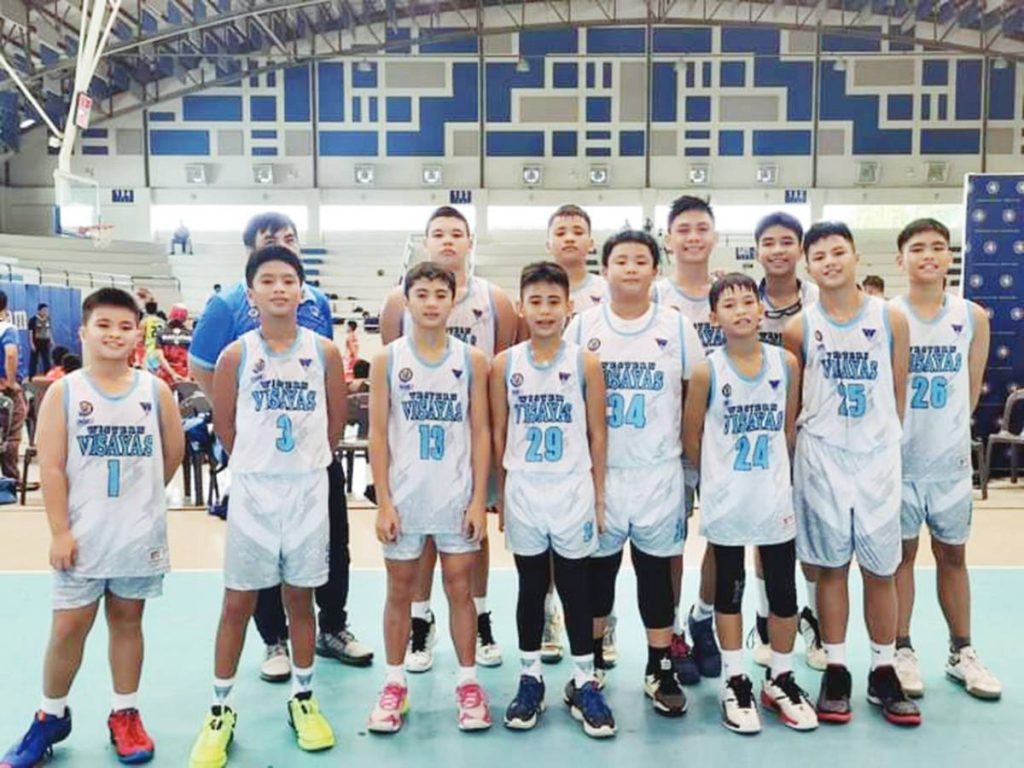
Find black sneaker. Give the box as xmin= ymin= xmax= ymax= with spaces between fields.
xmin=867 ymin=665 xmax=922 ymax=727
xmin=643 ymin=657 xmax=688 ymax=717
xmin=564 ymin=679 xmax=616 ymax=738
xmin=476 ymin=611 xmax=502 ymax=667
xmin=817 ymin=664 xmax=853 ymax=724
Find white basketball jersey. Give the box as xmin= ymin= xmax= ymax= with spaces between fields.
xmin=799 ymin=296 xmax=901 ymax=453
xmin=387 ymin=336 xmax=473 ymax=533
xmin=230 ymin=328 xmax=331 ymax=475
xmin=566 ymin=304 xmax=695 ymax=468
xmin=700 ymin=345 xmax=795 ymax=545
xmin=759 ymin=279 xmax=819 ymax=347
xmin=570 ymin=274 xmax=608 ymax=317
xmin=894 ymin=294 xmax=974 ymax=481
xmin=64 ymin=370 xmax=168 ymax=578
xmin=652 ymin=277 xmax=725 ymax=353
xmin=403 ymin=275 xmax=496 ymax=359
xmin=502 ymin=341 xmax=591 ymax=474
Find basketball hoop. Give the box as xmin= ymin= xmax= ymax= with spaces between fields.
xmin=80 ymin=223 xmax=115 ymax=249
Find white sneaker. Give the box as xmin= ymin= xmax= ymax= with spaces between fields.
xmin=541 ymin=608 xmax=564 ymax=664
xmin=602 ymin=614 xmax=618 ymax=668
xmin=476 ymin=611 xmax=503 ymax=668
xmin=895 ymin=647 xmax=924 ymax=698
xmin=947 ymin=646 xmax=1002 ymax=700
xmin=720 ymin=675 xmax=761 ymax=734
xmin=260 ymin=642 xmax=291 ymax=682
xmin=748 ymin=616 xmax=771 ymax=668
xmin=761 ymin=671 xmax=818 ymax=731
xmin=798 ymin=607 xmax=826 ymax=671
xmin=406 ymin=614 xmax=437 ymax=673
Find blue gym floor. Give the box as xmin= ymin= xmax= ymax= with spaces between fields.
xmin=0 ymin=569 xmax=1018 ymax=767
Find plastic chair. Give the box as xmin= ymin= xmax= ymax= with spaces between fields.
xmin=972 ymin=438 xmax=987 ymax=501
xmin=982 ymin=390 xmax=1024 ymax=497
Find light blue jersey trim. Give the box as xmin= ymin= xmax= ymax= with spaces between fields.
xmin=463 ymin=342 xmax=472 ymax=387
xmin=82 ymin=370 xmax=140 ymax=402
xmin=900 ymin=294 xmax=950 ymax=326
xmin=801 ymin=311 xmax=810 ymax=364
xmin=601 ymin=303 xmax=658 ymax=337
xmin=504 ymin=347 xmax=513 ymax=387
xmin=780 ymin=346 xmax=790 ymax=396
xmin=386 ymin=344 xmax=395 ymax=391
xmin=965 ymin=297 xmax=976 ymax=343
xmin=821 ymin=294 xmax=870 ymax=329
xmin=188 ymin=353 xmax=216 ymax=371
xmin=577 ymin=347 xmax=586 ymax=399
xmin=151 ymin=376 xmax=161 ymax=423
xmin=408 ymin=336 xmax=452 ymax=369
xmin=707 ymin=359 xmax=716 ymax=408
xmin=315 ymin=336 xmax=327 ymax=369
xmin=575 ymin=318 xmax=583 ymax=345
xmin=258 ymin=328 xmax=303 ymax=359
xmin=677 ymin=315 xmax=688 ymax=373
xmin=236 ymin=339 xmax=247 ymax=385
xmin=62 ymin=376 xmax=71 ymax=424
xmin=525 ymin=341 xmax=565 ymax=371
xmin=882 ymin=301 xmax=894 ymax=353
xmin=723 ymin=344 xmax=768 ymax=384
xmin=487 ymin=281 xmax=498 ymax=349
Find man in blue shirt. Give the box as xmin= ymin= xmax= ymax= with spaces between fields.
xmin=0 ymin=290 xmax=26 ymax=482
xmin=190 ymin=212 xmax=373 ymax=680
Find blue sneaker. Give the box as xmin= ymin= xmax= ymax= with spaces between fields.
xmin=688 ymin=607 xmax=722 ymax=678
xmin=1 ymin=709 xmax=73 ymax=768
xmin=564 ymin=680 xmax=616 ymax=738
xmin=503 ymin=675 xmax=545 ymax=730
xmin=670 ymin=633 xmax=701 ymax=685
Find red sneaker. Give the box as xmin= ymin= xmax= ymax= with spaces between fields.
xmin=107 ymin=709 xmax=155 ymax=764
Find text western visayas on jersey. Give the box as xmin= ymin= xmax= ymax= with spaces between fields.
xmin=230 ymin=328 xmax=332 ymax=474
xmin=387 ymin=336 xmax=473 ymax=533
xmin=652 ymin=277 xmax=726 ymax=353
xmin=64 ymin=370 xmax=168 ymax=577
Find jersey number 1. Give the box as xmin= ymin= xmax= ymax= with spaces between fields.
xmin=418 ymin=425 xmax=446 ymax=461
xmin=107 ymin=459 xmax=121 ymax=497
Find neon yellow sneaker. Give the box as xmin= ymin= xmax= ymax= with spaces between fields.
xmin=188 ymin=706 xmax=236 ymax=768
xmin=288 ymin=693 xmax=335 ymax=752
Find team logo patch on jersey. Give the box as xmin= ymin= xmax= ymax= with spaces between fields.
xmin=510 ymin=373 xmax=524 ymax=387
xmin=655 ymin=338 xmax=668 ymax=348
xmin=587 ymin=338 xmax=601 ymax=351
xmin=559 ymin=372 xmax=571 ymax=383
xmin=140 ymin=402 xmax=152 ymax=415
xmin=952 ymin=323 xmax=963 ymax=335
xmin=253 ymin=359 xmax=266 ymax=374
xmin=78 ymin=401 xmax=94 ymax=417
xmin=862 ymin=328 xmax=877 ymax=341
xmin=300 ymin=358 xmax=312 ymax=368
xmin=452 ymin=369 xmax=463 ymax=379
xmin=399 ymin=367 xmax=413 ymax=383
xmin=590 ymin=295 xmax=602 ymax=304
xmin=769 ymin=379 xmax=780 ymax=390
xmin=472 ymin=309 xmax=484 ymax=318
xmin=722 ymin=383 xmax=732 ymax=398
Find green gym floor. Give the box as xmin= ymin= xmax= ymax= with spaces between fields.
xmin=0 ymin=567 xmax=1018 ymax=767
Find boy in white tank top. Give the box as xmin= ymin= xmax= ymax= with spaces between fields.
xmin=683 ymin=274 xmax=817 ymax=735
xmin=380 ymin=207 xmax=516 ymax=671
xmin=189 ymin=247 xmax=346 ymax=766
xmin=1 ymin=289 xmax=183 ymax=768
xmin=783 ymin=222 xmax=920 ymax=728
xmin=491 ymin=262 xmax=615 ymax=738
xmin=368 ymin=262 xmax=493 ymax=734
xmin=890 ymin=219 xmax=1000 ymax=701
xmin=751 ymin=212 xmax=825 ymax=673
xmin=547 ymin=204 xmax=608 ymax=317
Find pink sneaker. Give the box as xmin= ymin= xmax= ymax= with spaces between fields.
xmin=455 ymin=681 xmax=492 ymax=731
xmin=368 ymin=682 xmax=410 ymax=733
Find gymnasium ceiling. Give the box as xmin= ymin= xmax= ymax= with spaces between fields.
xmin=1 ymin=0 xmax=1022 ymax=152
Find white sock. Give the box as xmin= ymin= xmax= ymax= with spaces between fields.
xmin=520 ymin=651 xmax=542 ymax=680
xmin=457 ymin=665 xmax=476 ymax=685
xmin=572 ymin=654 xmax=595 ymax=687
xmin=473 ymin=597 xmax=487 ymax=615
xmin=805 ymin=578 xmax=817 ymax=616
xmin=771 ymin=650 xmax=794 ymax=679
xmin=755 ymin=576 xmax=769 ymax=619
xmin=870 ymin=642 xmax=895 ymax=670
xmin=544 ymin=590 xmax=556 ymax=616
xmin=212 ymin=676 xmax=235 ymax=708
xmin=823 ymin=642 xmax=847 ymax=667
xmin=291 ymin=664 xmax=314 ymax=696
xmin=673 ymin=607 xmax=683 ymax=635
xmin=40 ymin=695 xmax=68 ymax=717
xmin=112 ymin=691 xmax=138 ymax=712
xmin=693 ymin=599 xmax=715 ymax=623
xmin=385 ymin=664 xmax=406 ymax=686
xmin=411 ymin=601 xmax=432 ymax=621
xmin=721 ymin=648 xmax=744 ymax=682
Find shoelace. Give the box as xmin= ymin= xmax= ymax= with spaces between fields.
xmin=410 ymin=618 xmax=431 ymax=653
xmin=17 ymin=714 xmax=60 ymax=754
xmin=459 ymin=684 xmax=485 ymax=709
xmin=478 ymin=613 xmax=496 ymax=646
xmin=670 ymin=634 xmax=691 ymax=658
xmin=578 ymin=684 xmax=612 ymax=720
xmin=657 ymin=662 xmax=683 ymax=695
xmin=774 ymin=673 xmax=809 ymax=705
xmin=267 ymin=642 xmax=288 ymax=659
xmin=729 ymin=676 xmax=755 ymax=708
xmin=515 ymin=678 xmax=543 ymax=710
xmin=379 ymin=683 xmax=406 ymax=711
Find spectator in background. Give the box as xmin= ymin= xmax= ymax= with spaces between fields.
xmin=28 ymin=303 xmax=52 ymax=377
xmin=348 ymin=358 xmax=370 ymax=394
xmin=0 ymin=290 xmax=26 ymax=482
xmin=32 ymin=345 xmax=68 ymax=382
xmin=170 ymin=220 xmax=194 ymax=255
xmin=134 ymin=298 xmax=166 ymax=372
xmin=863 ymin=275 xmax=886 ymax=298
xmin=155 ymin=303 xmax=192 ymax=386
xmin=59 ymin=353 xmax=81 ymax=374
xmin=344 ymin=320 xmax=359 ymax=382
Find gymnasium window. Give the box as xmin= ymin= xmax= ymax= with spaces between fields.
xmin=150 ymin=204 xmax=310 ymax=234
xmin=319 ymin=205 xmax=476 ymax=232
xmin=487 ymin=205 xmax=643 ymax=232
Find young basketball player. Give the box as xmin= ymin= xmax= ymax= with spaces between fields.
xmin=491 ymin=262 xmax=615 ymax=737
xmin=783 ymin=222 xmax=920 ymax=727
xmin=380 ymin=206 xmax=516 ymax=671
xmin=752 ymin=212 xmax=825 ymax=672
xmin=189 ymin=246 xmax=345 ymax=766
xmin=1 ymin=288 xmax=183 ymax=768
xmin=566 ymin=230 xmax=702 ymax=717
xmin=654 ymin=195 xmax=722 ymax=683
xmin=367 ymin=262 xmax=492 ymax=734
xmin=891 ymin=219 xmax=1000 ymax=700
xmin=683 ymin=273 xmax=818 ymax=735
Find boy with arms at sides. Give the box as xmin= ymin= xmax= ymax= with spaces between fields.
xmin=783 ymin=222 xmax=920 ymax=726
xmin=367 ymin=262 xmax=492 ymax=733
xmin=566 ymin=230 xmax=702 ymax=717
xmin=189 ymin=246 xmax=346 ymax=767
xmin=751 ymin=212 xmax=825 ymax=671
xmin=1 ymin=288 xmax=184 ymax=768
xmin=891 ymin=219 xmax=1000 ymax=701
xmin=380 ymin=207 xmax=516 ymax=671
xmin=653 ymin=195 xmax=723 ymax=684
xmin=683 ymin=273 xmax=818 ymax=735
xmin=491 ymin=262 xmax=615 ymax=738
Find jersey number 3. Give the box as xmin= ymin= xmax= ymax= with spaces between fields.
xmin=607 ymin=393 xmax=646 ymax=428
xmin=276 ymin=415 xmax=295 ymax=452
